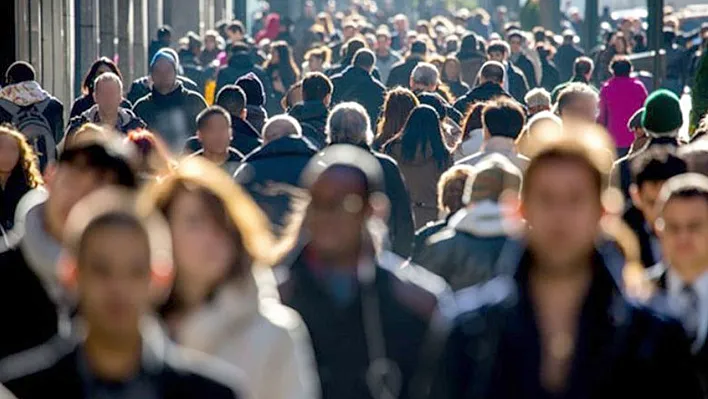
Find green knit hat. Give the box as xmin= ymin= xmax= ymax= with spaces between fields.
xmin=642 ymin=89 xmax=682 ymax=137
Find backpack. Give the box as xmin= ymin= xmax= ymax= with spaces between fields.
xmin=0 ymin=98 xmax=56 ymax=168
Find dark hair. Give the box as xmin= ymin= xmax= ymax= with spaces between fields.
xmin=227 ymin=20 xmax=245 ymax=34
xmin=59 ymin=144 xmax=137 ymax=189
xmin=459 ymin=33 xmax=478 ymax=53
xmin=487 ymin=40 xmax=510 ymax=56
xmin=230 ymin=42 xmax=250 ymax=55
xmin=353 ymin=48 xmax=376 ymax=70
xmin=266 ymin=41 xmax=300 ymax=91
xmin=82 ymin=57 xmax=123 ymax=95
xmin=5 ymin=61 xmax=36 ymax=85
xmin=216 ymin=85 xmax=247 ymax=117
xmin=573 ymin=56 xmax=594 ymax=77
xmin=482 ymin=98 xmax=526 ymax=139
xmin=418 ymin=93 xmax=445 ymax=121
xmin=196 ymin=105 xmax=232 ymax=130
xmin=657 ymin=179 xmax=708 ymax=214
xmin=302 ymin=72 xmax=333 ymax=102
xmin=78 ymin=212 xmax=150 ymax=265
xmin=390 ymin=105 xmax=450 ymax=168
xmin=610 ymin=56 xmax=632 ymax=77
xmin=533 ymin=27 xmax=546 ymax=43
xmin=236 ymin=74 xmax=265 ymax=106
xmin=342 ymin=38 xmax=367 ymax=63
xmin=507 ymin=31 xmax=523 ymax=42
xmin=375 ymin=88 xmax=419 ymax=148
xmin=631 ymin=146 xmax=687 ymax=188
xmin=157 ymin=25 xmax=173 ymax=40
xmin=463 ymin=102 xmax=485 ymax=141
xmin=480 ymin=62 xmax=504 ymax=83
xmin=410 ymin=40 xmax=428 ymax=55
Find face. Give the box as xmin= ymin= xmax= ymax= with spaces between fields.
xmin=343 ymin=26 xmax=356 ymax=40
xmin=523 ymin=160 xmax=603 ymax=271
xmin=561 ymin=95 xmax=598 ymax=123
xmin=444 ymin=61 xmax=460 ymax=79
xmin=488 ymin=51 xmax=505 ymax=62
xmin=309 ymin=55 xmax=323 ymax=71
xmin=228 ymin=29 xmax=243 ymax=43
xmin=78 ymin=225 xmax=151 ymax=337
xmin=0 ymin=134 xmax=20 ymax=174
xmin=168 ymin=190 xmax=235 ymax=307
xmin=377 ymin=35 xmax=391 ymax=51
xmin=94 ymin=80 xmax=123 ymax=113
xmin=509 ymin=37 xmax=522 ymax=53
xmin=394 ymin=19 xmax=408 ymax=33
xmin=631 ymin=181 xmax=664 ymax=228
xmin=658 ymin=197 xmax=708 ymax=273
xmin=306 ymin=169 xmax=369 ymax=261
xmin=205 ymin=37 xmax=217 ymax=51
xmin=151 ymin=59 xmax=177 ymax=93
xmin=198 ymin=114 xmax=231 ymax=153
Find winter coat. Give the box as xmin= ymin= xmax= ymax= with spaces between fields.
xmin=331 ymin=67 xmax=386 ymax=131
xmin=623 ymin=204 xmax=661 ymax=269
xmin=215 ymin=52 xmax=272 ymax=98
xmin=246 ymin=105 xmax=268 ymax=135
xmin=277 ymin=244 xmax=452 ymax=399
xmin=190 ymin=147 xmax=244 ymax=176
xmin=0 ymin=330 xmax=248 ymax=399
xmin=555 ymin=43 xmax=585 ymax=82
xmin=506 ymin=63 xmax=530 ymax=105
xmin=386 ymin=56 xmax=424 ymax=89
xmin=539 ymin=56 xmax=561 ymax=93
xmin=184 ymin=118 xmax=262 ymax=157
xmin=413 ymin=202 xmax=516 ymax=291
xmin=69 ymin=94 xmax=132 ymax=118
xmin=598 ymin=76 xmax=648 ymax=149
xmin=453 ymin=82 xmax=513 ymax=115
xmin=384 ymin=140 xmax=453 ymax=229
xmin=126 ymin=75 xmax=201 ymax=105
xmin=511 ymin=52 xmax=537 ymax=89
xmin=179 ymin=50 xmax=207 ymax=94
xmin=610 ymin=137 xmax=678 ymax=199
xmin=411 ymin=218 xmax=448 ymax=261
xmin=288 ymin=101 xmax=329 ymax=149
xmin=178 ymin=272 xmax=320 ymax=399
xmin=375 ymin=51 xmax=403 ymax=85
xmin=442 ymin=80 xmax=470 ymax=101
xmin=0 ymin=170 xmax=33 ymax=232
xmin=456 ymin=51 xmax=486 ymax=90
xmin=132 ymin=83 xmax=208 ymax=152
xmin=233 ymin=136 xmax=318 ymax=234
xmin=431 ymin=248 xmax=704 ymax=399
xmin=455 ymin=137 xmax=529 ymax=171
xmin=65 ymin=105 xmax=146 ymax=139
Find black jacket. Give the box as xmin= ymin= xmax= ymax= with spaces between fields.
xmin=184 ymin=117 xmax=262 ymax=157
xmin=539 ymin=55 xmax=561 ymax=93
xmin=126 ymin=75 xmax=200 ymax=105
xmin=331 ymin=67 xmax=386 ymax=130
xmin=215 ymin=52 xmax=272 ymax=97
xmin=623 ymin=205 xmax=659 ymax=269
xmin=179 ymin=50 xmax=206 ymax=94
xmin=453 ymin=82 xmax=513 ymax=114
xmin=431 ymin=248 xmax=703 ymax=399
xmin=233 ymin=136 xmax=318 ymax=234
xmin=507 ymin=62 xmax=529 ymax=105
xmin=610 ymin=137 xmax=679 ymax=200
xmin=0 ymin=169 xmax=32 ymax=231
xmin=132 ymin=83 xmax=207 ymax=152
xmin=386 ymin=56 xmax=424 ymax=89
xmin=1 ymin=335 xmax=244 ymax=399
xmin=288 ymin=101 xmax=329 ymax=149
xmin=69 ymin=94 xmax=132 ymax=118
xmin=555 ymin=43 xmax=585 ymax=82
xmin=278 ymin=245 xmax=452 ymax=399
xmin=65 ymin=105 xmax=146 ymax=138
xmin=443 ymin=80 xmax=470 ymax=101
xmin=245 ymin=105 xmax=268 ymax=135
xmin=512 ymin=53 xmax=537 ymax=89
xmin=190 ymin=147 xmax=243 ymax=176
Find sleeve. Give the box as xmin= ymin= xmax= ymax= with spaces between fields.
xmin=649 ymin=319 xmax=704 ymax=398
xmin=597 ymin=87 xmax=608 ymax=127
xmin=386 ymin=163 xmax=415 ymax=258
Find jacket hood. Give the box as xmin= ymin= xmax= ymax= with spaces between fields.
xmin=232 ymin=117 xmax=261 ymax=139
xmin=289 ymin=101 xmax=328 ymax=122
xmin=456 ymin=50 xmax=485 ymax=62
xmin=243 ymin=136 xmax=318 ymax=162
xmin=449 ymin=200 xmax=516 ymax=237
xmin=228 ymin=51 xmax=255 ymax=69
xmin=0 ymin=81 xmax=50 ymax=106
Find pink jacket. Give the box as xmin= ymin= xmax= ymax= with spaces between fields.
xmin=598 ymin=76 xmax=648 ymax=148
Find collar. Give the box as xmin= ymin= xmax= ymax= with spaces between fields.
xmin=85 ymin=105 xmax=132 ymax=128
xmin=667 ymin=268 xmax=708 ymax=299
xmin=483 ymin=136 xmax=516 ymax=153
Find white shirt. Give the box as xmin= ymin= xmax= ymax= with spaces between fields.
xmin=667 ymin=268 xmax=708 ymax=353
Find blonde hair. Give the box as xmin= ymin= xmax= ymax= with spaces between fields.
xmin=437 ymin=164 xmax=475 ymax=213
xmin=0 ymin=125 xmax=43 ymax=188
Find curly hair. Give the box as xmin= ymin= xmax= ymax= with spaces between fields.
xmin=0 ymin=125 xmax=43 ymax=188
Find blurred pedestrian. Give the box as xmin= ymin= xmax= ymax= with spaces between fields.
xmin=265 ymin=41 xmax=301 ymax=115
xmin=216 ymin=42 xmax=272 ymax=98
xmin=551 ymin=56 xmax=595 ymax=104
xmin=148 ymin=25 xmax=173 ymax=67
xmin=441 ymin=57 xmax=470 ymax=100
xmin=555 ymin=30 xmax=585 ymax=83
xmin=487 ymin=40 xmax=529 ymax=105
xmin=387 ymin=40 xmax=427 ymax=88
xmin=454 ymin=61 xmax=512 ymax=115
xmin=373 ymin=87 xmax=418 ymax=151
xmin=454 ymin=102 xmax=485 ymax=161
xmin=289 ymin=72 xmax=332 ymax=149
xmin=127 ymin=48 xmax=201 ymax=104
xmin=374 ymin=28 xmax=402 ymax=85
xmin=331 ymin=49 xmax=386 ymax=131
xmin=70 ymin=57 xmax=132 ymax=118
xmin=189 ymin=106 xmax=244 ymax=175
xmin=236 ymin=73 xmax=270 ymax=133
xmin=455 ymin=33 xmax=487 ymax=90
xmin=555 ymin=82 xmax=599 ymax=123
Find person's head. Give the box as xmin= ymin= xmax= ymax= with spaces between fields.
xmin=125 ymin=129 xmax=174 ymax=178
xmin=236 ymin=73 xmax=266 ymax=107
xmin=655 ymin=174 xmax=708 ymax=281
xmin=353 ymin=48 xmax=376 ymax=73
xmin=442 ymin=57 xmax=462 ymax=82
xmin=462 ymin=102 xmax=485 ymax=142
xmin=203 ymin=30 xmax=219 ymax=51
xmin=524 ymin=88 xmax=551 ymax=116
xmin=642 ymin=89 xmax=682 ymax=138
xmin=92 ymin=72 xmax=124 ymax=114
xmin=215 ymin=85 xmax=247 ymax=121
xmin=301 ymin=145 xmax=386 ymax=261
xmin=46 ymin=133 xmax=138 ymax=243
xmin=630 ymin=146 xmax=688 ymax=228
xmin=611 ymin=31 xmax=629 ymax=54
xmin=410 ymin=62 xmax=440 ymax=92
xmin=562 ymin=30 xmax=575 ymax=45
xmin=463 ymin=153 xmax=522 ymax=206
xmin=376 ymin=29 xmax=392 ymax=52
xmin=269 ymin=41 xmax=296 ymax=68
xmin=507 ymin=31 xmax=524 ymax=54
xmin=610 ymin=56 xmax=632 ymax=77
xmin=305 ymin=47 xmax=330 ymax=72
xmin=0 ymin=126 xmax=43 ymax=188
xmin=263 ymin=114 xmax=302 ymax=144
xmin=482 ymin=98 xmax=526 ymax=140
xmin=628 ymin=107 xmax=645 ymax=139
xmin=680 ymin=137 xmax=708 ymax=177
xmin=227 ymin=20 xmax=246 ymax=43
xmin=341 ymin=38 xmax=367 ymax=64
xmin=342 ymin=20 xmax=358 ymax=41
xmin=437 ymin=165 xmax=475 ymax=215
xmin=376 ymin=88 xmax=419 ymax=145
xmin=281 ymin=80 xmax=303 ymax=111
xmin=157 ymin=25 xmax=173 ymax=44
xmin=196 ymin=106 xmax=232 ymax=155
xmin=486 ymin=40 xmax=510 ymax=62
xmin=303 ymin=0 xmax=315 ymax=18
xmin=410 ymin=40 xmax=428 ymax=57
xmin=82 ymin=57 xmax=122 ymax=95
xmin=556 ymin=83 xmax=599 ymax=123
xmin=532 ymin=27 xmax=546 ymax=44
xmin=302 ymin=72 xmax=333 ymax=106
xmin=150 ymin=50 xmax=178 ymax=94
xmin=327 ymin=102 xmax=372 ymax=146
xmin=5 ymin=61 xmax=36 ymax=85
xmin=573 ymin=56 xmax=594 ymax=81
xmin=459 ymin=33 xmax=479 ymax=54
xmin=141 ymin=157 xmax=273 ymax=313
xmin=399 ymin=105 xmax=449 ymax=168
xmin=393 ymin=14 xmax=409 ymax=33
xmin=479 ymin=61 xmax=505 ymax=86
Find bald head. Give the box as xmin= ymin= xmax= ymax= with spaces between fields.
xmin=263 ymin=115 xmax=302 ymax=144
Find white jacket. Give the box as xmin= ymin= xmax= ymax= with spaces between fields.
xmin=178 ymin=270 xmax=320 ymax=399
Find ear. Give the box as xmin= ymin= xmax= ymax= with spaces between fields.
xmin=240 ymin=108 xmax=248 ymax=120
xmin=323 ymin=93 xmax=332 ymax=108
xmin=43 ymin=163 xmax=58 ymax=192
xmin=196 ymin=130 xmax=204 ymax=142
xmin=629 ymin=183 xmax=642 ymax=209
xmin=58 ymin=252 xmax=78 ymax=294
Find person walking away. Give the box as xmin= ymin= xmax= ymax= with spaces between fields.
xmin=486 ymin=40 xmax=529 ymax=105
xmin=179 ymin=32 xmax=207 ymax=94
xmin=277 ymin=144 xmax=452 ymax=399
xmin=598 ymin=57 xmax=648 ymax=157
xmin=431 ymin=132 xmax=704 ymax=399
xmin=264 ymin=42 xmax=301 ymax=116
xmin=453 ymin=61 xmax=512 ymax=115
xmin=148 ymin=25 xmax=173 ymax=67
xmin=387 ymin=40 xmax=428 ymax=89
xmin=70 ymin=57 xmax=132 ymax=118
xmin=555 ymin=82 xmax=599 ymax=124
xmin=65 ymin=73 xmax=146 ymax=140
xmin=524 ymin=88 xmax=551 ymax=117
xmin=189 ymin=106 xmax=244 ymax=175
xmin=555 ymin=30 xmax=585 ymax=83
xmin=551 ymin=56 xmax=596 ymax=104
xmin=0 ymin=188 xmax=248 ymax=398
xmin=373 ymin=88 xmax=419 ymax=151
xmin=331 ymin=49 xmax=386 ymax=132
xmin=455 ymin=33 xmax=487 ymax=90
xmin=453 ymin=102 xmax=485 ymax=162
xmin=662 ymin=29 xmax=689 ymax=96
xmin=0 ymin=62 xmax=64 ymax=170
xmin=133 ymin=50 xmax=207 ymax=153
xmin=289 ymin=72 xmax=332 ymax=149
xmin=236 ymin=74 xmax=269 ymax=134
xmin=215 ymin=42 xmax=272 ymax=97
xmin=441 ymin=57 xmax=470 ymax=100
xmin=217 ymin=85 xmax=262 ymax=154
xmin=383 ymin=105 xmax=453 ymax=228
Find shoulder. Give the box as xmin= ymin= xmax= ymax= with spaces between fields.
xmin=0 ymin=336 xmax=75 ymax=385
xmin=184 ymin=90 xmax=207 ymax=105
xmin=453 ymin=275 xmax=518 ymax=320
xmin=164 ymin=344 xmax=249 ymax=398
xmin=132 ymin=95 xmax=153 ymax=109
xmin=372 ymin=151 xmax=400 ymax=169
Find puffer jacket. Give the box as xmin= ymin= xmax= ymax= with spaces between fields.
xmin=65 ymin=105 xmax=146 ymax=139
xmin=413 ymin=202 xmax=520 ymax=291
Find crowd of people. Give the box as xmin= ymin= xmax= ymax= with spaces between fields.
xmin=1 ymin=1 xmax=708 ymax=398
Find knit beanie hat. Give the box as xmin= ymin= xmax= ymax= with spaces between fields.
xmin=642 ymin=89 xmax=682 ymax=138
xmin=628 ymin=107 xmax=644 ymax=131
xmin=150 ymin=49 xmax=178 ymax=73
xmin=236 ymin=73 xmax=266 ymax=107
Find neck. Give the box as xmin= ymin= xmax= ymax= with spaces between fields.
xmin=674 ymin=261 xmax=708 ymax=285
xmin=204 ymin=149 xmax=228 ymax=164
xmin=0 ymin=171 xmax=9 ymax=189
xmin=43 ymin=206 xmax=64 ymax=243
xmin=156 ymin=83 xmax=177 ymax=95
xmin=84 ymin=326 xmax=142 ymax=381
xmin=98 ymin=108 xmax=118 ymax=125
xmin=530 ymin=252 xmax=594 ymax=282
